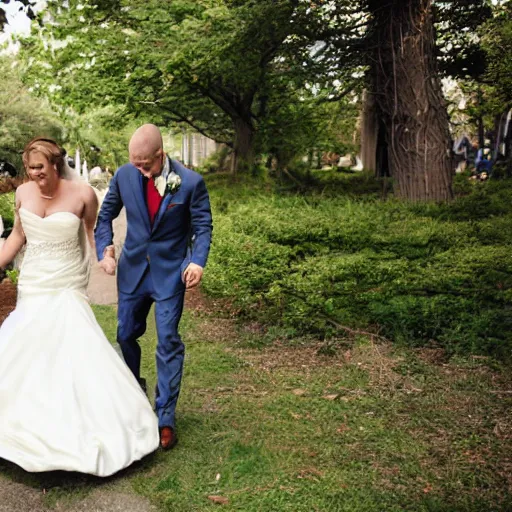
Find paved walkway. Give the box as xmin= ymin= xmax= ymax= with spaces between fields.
xmin=0 ymin=477 xmax=155 ymax=512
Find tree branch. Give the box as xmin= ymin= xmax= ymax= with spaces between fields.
xmin=154 ymin=104 xmax=234 ymax=147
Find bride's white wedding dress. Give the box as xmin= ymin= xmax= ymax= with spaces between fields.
xmin=0 ymin=208 xmax=159 ymax=476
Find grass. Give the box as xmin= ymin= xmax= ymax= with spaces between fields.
xmin=133 ymin=300 xmax=512 ymax=511
xmin=10 ymin=300 xmax=506 ymax=511
xmin=4 ymin=298 xmax=510 ymax=511
xmin=1 ymin=173 xmax=511 ymax=510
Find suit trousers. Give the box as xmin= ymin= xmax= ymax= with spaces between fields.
xmin=117 ymin=269 xmax=185 ymax=429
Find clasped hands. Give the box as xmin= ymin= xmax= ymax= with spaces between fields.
xmin=98 ymin=246 xmax=116 ymax=275
xmin=98 ymin=245 xmax=203 ymax=289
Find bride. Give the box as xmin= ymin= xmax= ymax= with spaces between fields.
xmin=0 ymin=138 xmax=159 ymax=477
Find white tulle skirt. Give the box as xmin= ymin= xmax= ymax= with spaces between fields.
xmin=0 ymin=290 xmax=159 ymax=477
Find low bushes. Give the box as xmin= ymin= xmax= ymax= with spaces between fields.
xmin=202 ymin=173 xmax=512 ymax=358
xmin=0 ymin=191 xmax=15 ymax=230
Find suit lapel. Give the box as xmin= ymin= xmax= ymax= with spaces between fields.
xmin=129 ymin=167 xmax=151 ymax=233
xmin=152 ymin=158 xmax=183 ymax=233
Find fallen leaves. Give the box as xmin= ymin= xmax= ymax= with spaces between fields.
xmin=207 ymin=495 xmax=229 ymax=505
xmin=297 ymin=467 xmax=324 ymax=482
xmin=336 ymin=424 xmax=351 ymax=434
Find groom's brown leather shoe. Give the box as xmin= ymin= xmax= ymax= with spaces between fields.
xmin=159 ymin=427 xmax=178 ymax=450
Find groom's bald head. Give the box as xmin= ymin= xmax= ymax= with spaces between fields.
xmin=129 ymin=124 xmax=163 ymax=160
xmin=129 ymin=124 xmax=164 ymax=177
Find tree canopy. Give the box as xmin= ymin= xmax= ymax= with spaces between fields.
xmin=0 ymin=56 xmax=62 ymax=172
xmin=18 ymin=0 xmax=359 ymax=172
xmin=481 ymin=2 xmax=512 ymax=109
xmin=9 ymin=0 xmax=511 ymax=196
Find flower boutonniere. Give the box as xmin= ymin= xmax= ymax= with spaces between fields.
xmin=166 ymin=171 xmax=181 ymax=195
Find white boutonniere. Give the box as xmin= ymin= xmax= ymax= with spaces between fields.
xmin=166 ymin=171 xmax=181 ymax=195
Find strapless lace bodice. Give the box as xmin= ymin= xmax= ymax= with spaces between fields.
xmin=18 ymin=208 xmax=89 ymax=297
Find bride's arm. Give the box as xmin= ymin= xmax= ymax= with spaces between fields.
xmin=0 ymin=192 xmax=26 ymax=269
xmin=82 ymin=185 xmax=99 ymax=253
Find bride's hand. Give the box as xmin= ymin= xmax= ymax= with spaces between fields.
xmin=99 ymin=256 xmax=116 ymax=275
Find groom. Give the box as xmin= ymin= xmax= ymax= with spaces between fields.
xmin=95 ymin=124 xmax=213 ymax=449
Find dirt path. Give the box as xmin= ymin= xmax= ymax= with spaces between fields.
xmin=0 ymin=477 xmax=155 ymax=512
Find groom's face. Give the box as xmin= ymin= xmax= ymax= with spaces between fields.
xmin=130 ymin=149 xmax=164 ymax=178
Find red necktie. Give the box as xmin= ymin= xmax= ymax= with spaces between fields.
xmin=146 ymin=177 xmax=162 ymax=226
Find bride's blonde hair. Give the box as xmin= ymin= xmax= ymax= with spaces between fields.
xmin=22 ymin=137 xmax=67 ymax=177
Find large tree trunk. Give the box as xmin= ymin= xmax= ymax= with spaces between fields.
xmin=368 ymin=0 xmax=453 ymax=201
xmin=360 ymin=90 xmax=378 ymax=174
xmin=231 ymin=116 xmax=255 ymax=174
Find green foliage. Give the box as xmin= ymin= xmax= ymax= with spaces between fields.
xmin=0 ymin=56 xmax=62 ymax=172
xmin=0 ymin=53 xmax=130 ymax=172
xmin=12 ymin=0 xmax=508 ymax=177
xmin=435 ymin=0 xmax=493 ymax=80
xmin=197 ymin=145 xmax=231 ymax=173
xmin=16 ymin=0 xmax=504 ymax=176
xmin=6 ymin=269 xmax=18 ymax=285
xmin=259 ymin=94 xmax=361 ymax=172
xmin=445 ymin=2 xmax=512 ymax=141
xmin=203 ymin=173 xmax=512 ymax=358
xmin=60 ymin=107 xmax=140 ymax=170
xmin=17 ymin=0 xmax=360 ymax=171
xmin=481 ymin=3 xmax=512 ymax=108
xmin=0 ymin=193 xmax=15 ymax=229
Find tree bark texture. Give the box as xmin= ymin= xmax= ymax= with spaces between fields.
xmin=232 ymin=116 xmax=255 ymax=174
xmin=368 ymin=0 xmax=453 ymax=201
xmin=360 ymin=90 xmax=378 ymax=174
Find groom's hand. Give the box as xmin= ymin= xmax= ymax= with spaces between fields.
xmin=99 ymin=256 xmax=117 ymax=276
xmin=183 ymin=263 xmax=203 ymax=289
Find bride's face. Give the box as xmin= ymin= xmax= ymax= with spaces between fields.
xmin=27 ymin=151 xmax=58 ymax=188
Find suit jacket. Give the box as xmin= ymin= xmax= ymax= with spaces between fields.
xmin=94 ymin=157 xmax=213 ymax=299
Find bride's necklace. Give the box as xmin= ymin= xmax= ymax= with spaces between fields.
xmin=40 ymin=182 xmax=60 ymax=200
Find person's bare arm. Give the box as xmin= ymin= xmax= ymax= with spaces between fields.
xmin=95 ymin=172 xmax=122 ymax=275
xmin=0 ymin=188 xmax=26 ymax=269
xmin=82 ymin=185 xmax=99 ymax=253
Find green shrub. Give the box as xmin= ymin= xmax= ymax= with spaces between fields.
xmin=202 ymin=218 xmax=293 ymax=313
xmin=6 ymin=269 xmax=18 ymax=285
xmin=203 ymin=174 xmax=512 ymax=358
xmin=0 ymin=192 xmax=15 ymax=229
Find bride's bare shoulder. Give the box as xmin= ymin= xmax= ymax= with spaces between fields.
xmin=58 ymin=180 xmax=97 ymax=210
xmin=72 ymin=181 xmax=98 ymax=204
xmin=15 ymin=181 xmax=37 ymax=198
xmin=61 ymin=179 xmax=88 ymax=194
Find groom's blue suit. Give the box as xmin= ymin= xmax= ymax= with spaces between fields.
xmin=95 ymin=157 xmax=212 ymax=428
